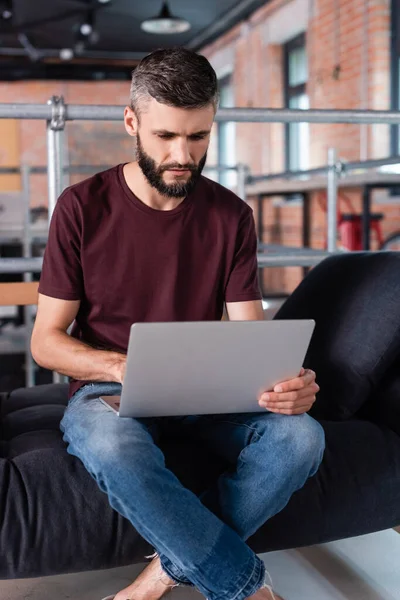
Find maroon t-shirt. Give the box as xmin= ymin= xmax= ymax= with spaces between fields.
xmin=38 ymin=164 xmax=261 ymax=398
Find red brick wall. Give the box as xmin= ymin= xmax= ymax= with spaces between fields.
xmin=203 ymin=0 xmax=398 ymax=296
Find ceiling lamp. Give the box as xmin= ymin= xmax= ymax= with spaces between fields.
xmin=60 ymin=48 xmax=74 ymax=61
xmin=79 ymin=11 xmax=94 ymax=38
xmin=0 ymin=0 xmax=12 ymax=20
xmin=141 ymin=1 xmax=191 ymax=35
xmin=74 ymin=9 xmax=99 ymax=54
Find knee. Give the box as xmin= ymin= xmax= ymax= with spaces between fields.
xmin=62 ymin=417 xmax=118 ymax=474
xmin=293 ymin=414 xmax=325 ymax=473
xmin=69 ymin=423 xmax=162 ymax=486
xmin=279 ymin=414 xmax=325 ymax=475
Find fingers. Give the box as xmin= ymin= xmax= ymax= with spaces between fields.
xmin=266 ymin=404 xmax=314 ymax=415
xmin=273 ymin=369 xmax=316 ymax=394
xmin=257 ymin=369 xmax=320 ymax=416
xmin=262 ymin=396 xmax=316 ymax=410
xmin=259 ymin=381 xmax=320 ymax=405
xmin=260 ymin=396 xmax=316 ymax=414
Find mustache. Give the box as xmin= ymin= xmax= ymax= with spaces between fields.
xmin=159 ymin=163 xmax=197 ymax=172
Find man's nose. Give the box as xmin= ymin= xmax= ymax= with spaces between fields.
xmin=170 ymin=139 xmax=191 ymax=166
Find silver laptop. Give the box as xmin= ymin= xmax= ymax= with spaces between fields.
xmin=100 ymin=319 xmax=315 ymax=418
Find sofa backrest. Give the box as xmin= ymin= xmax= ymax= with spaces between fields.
xmin=274 ymin=252 xmax=400 ymax=421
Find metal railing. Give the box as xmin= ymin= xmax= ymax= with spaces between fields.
xmin=0 ymin=163 xmax=248 ymax=214
xmin=246 ymin=151 xmax=400 ymax=255
xmin=3 ymin=103 xmax=400 ymax=124
xmin=1 ymin=99 xmax=400 ymax=267
xmin=247 ymin=154 xmax=400 ymax=184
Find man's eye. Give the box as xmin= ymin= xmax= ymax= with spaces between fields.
xmin=189 ymin=135 xmax=206 ymax=141
xmin=159 ymin=134 xmax=174 ymax=139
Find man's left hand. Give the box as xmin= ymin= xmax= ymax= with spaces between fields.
xmin=258 ymin=368 xmax=319 ymax=415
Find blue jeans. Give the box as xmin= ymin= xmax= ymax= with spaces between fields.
xmin=60 ymin=382 xmax=325 ymax=600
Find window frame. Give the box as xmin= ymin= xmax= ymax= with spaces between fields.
xmin=284 ymin=32 xmax=307 ymax=172
xmin=217 ymin=74 xmax=236 ymax=188
xmin=390 ymin=0 xmax=400 ymax=156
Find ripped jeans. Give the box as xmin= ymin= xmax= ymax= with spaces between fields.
xmin=60 ymin=382 xmax=325 ymax=600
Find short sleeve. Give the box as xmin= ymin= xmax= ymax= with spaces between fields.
xmin=38 ymin=190 xmax=83 ymax=301
xmin=225 ymin=207 xmax=262 ymax=303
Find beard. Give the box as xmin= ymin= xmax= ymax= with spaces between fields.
xmin=136 ymin=133 xmax=207 ymax=198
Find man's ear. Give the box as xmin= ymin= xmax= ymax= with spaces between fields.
xmin=124 ymin=106 xmax=138 ymax=137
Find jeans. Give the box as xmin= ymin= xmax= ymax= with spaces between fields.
xmin=60 ymin=382 xmax=325 ymax=600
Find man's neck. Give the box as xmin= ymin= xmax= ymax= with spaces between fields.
xmin=123 ymin=162 xmax=185 ymax=211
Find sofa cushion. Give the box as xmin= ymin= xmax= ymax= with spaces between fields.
xmin=274 ymin=252 xmax=400 ymax=420
xmin=359 ymin=358 xmax=400 ymax=437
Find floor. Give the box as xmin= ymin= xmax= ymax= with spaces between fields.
xmin=1 ymin=530 xmax=399 ymax=600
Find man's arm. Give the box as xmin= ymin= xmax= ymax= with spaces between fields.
xmin=31 ymin=293 xmax=126 ymax=384
xmin=225 ymin=299 xmax=264 ymax=321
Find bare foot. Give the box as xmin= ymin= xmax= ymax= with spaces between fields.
xmin=113 ymin=555 xmax=177 ymax=600
xmin=247 ymin=586 xmax=285 ymax=600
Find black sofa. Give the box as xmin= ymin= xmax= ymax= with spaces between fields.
xmin=1 ymin=252 xmax=400 ymax=580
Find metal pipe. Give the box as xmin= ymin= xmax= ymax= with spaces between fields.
xmin=343 ymin=155 xmax=400 ymax=172
xmin=0 ymin=258 xmax=43 ymax=273
xmin=216 ymin=108 xmax=400 ymax=125
xmin=0 ymin=164 xmax=241 ymax=175
xmin=47 ymin=98 xmax=66 ymax=219
xmin=327 ymin=148 xmax=339 ymax=252
xmin=4 ymin=154 xmax=400 ymax=182
xmin=0 ymin=46 xmax=146 ymax=61
xmin=3 ymin=104 xmax=400 ymax=124
xmin=67 ymin=104 xmax=123 ymax=121
xmin=46 ymin=98 xmax=66 ymax=384
xmin=203 ymin=165 xmax=240 ymax=172
xmin=249 ymin=165 xmax=328 ymax=183
xmin=47 ymin=125 xmax=58 ymax=218
xmin=0 ymin=253 xmax=339 ymax=272
xmin=248 ymin=155 xmax=400 ymax=185
xmin=0 ymin=104 xmax=51 ymax=119
xmin=21 ymin=165 xmax=35 ymax=388
xmin=18 ymin=33 xmax=42 ymax=62
xmin=257 ymin=251 xmax=337 ymax=267
xmin=237 ymin=163 xmax=247 ymax=200
xmin=21 ymin=166 xmax=32 ymax=269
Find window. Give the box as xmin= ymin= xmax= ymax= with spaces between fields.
xmin=218 ymin=75 xmax=237 ymax=189
xmin=284 ymin=33 xmax=309 ymax=172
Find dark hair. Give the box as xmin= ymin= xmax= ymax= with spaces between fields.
xmin=130 ymin=47 xmax=219 ymax=116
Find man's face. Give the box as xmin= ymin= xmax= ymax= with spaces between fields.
xmin=132 ymin=99 xmax=214 ymax=198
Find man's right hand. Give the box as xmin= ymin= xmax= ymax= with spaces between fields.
xmin=32 ymin=293 xmax=129 ymax=385
xmin=110 ymin=354 xmax=127 ymax=384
